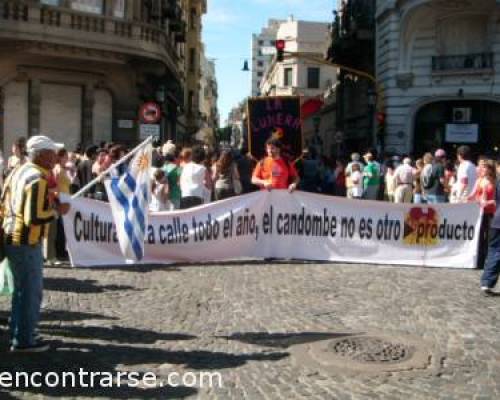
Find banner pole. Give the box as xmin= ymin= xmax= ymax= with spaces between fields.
xmin=71 ymin=136 xmax=153 ymax=199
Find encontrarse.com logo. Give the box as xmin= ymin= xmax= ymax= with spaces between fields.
xmin=0 ymin=370 xmax=223 ymax=389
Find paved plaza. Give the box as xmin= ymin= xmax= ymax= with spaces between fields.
xmin=0 ymin=261 xmax=499 ymax=399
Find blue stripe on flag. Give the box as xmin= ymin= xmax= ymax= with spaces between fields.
xmin=110 ymin=177 xmax=144 ymax=260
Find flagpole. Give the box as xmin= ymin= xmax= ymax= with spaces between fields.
xmin=72 ymin=136 xmax=154 ymax=199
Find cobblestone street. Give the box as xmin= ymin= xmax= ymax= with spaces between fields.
xmin=1 ymin=261 xmax=499 ymax=399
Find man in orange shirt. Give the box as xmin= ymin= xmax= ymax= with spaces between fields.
xmin=252 ymin=137 xmax=300 ymax=191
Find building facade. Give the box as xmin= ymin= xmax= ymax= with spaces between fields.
xmin=327 ymin=0 xmax=376 ymax=155
xmin=227 ymin=100 xmax=247 ymax=149
xmin=0 ymin=0 xmax=191 ymax=154
xmin=251 ymin=19 xmax=283 ymax=97
xmin=182 ymin=0 xmax=206 ymax=141
xmin=377 ymin=0 xmax=500 ymax=156
xmin=260 ymin=18 xmax=335 ymax=98
xmin=197 ymin=47 xmax=219 ymax=145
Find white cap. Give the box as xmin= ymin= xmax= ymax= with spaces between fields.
xmin=26 ymin=135 xmax=64 ymax=153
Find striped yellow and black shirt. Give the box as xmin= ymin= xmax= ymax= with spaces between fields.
xmin=2 ymin=162 xmax=56 ymax=246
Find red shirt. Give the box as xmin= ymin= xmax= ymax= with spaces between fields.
xmin=253 ymin=157 xmax=298 ymax=189
xmin=476 ymin=177 xmax=496 ymax=215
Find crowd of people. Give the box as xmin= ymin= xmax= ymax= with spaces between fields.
xmin=0 ymin=138 xmax=498 ymax=251
xmin=1 ymin=134 xmax=500 ymax=353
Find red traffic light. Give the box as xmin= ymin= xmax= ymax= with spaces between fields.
xmin=275 ymin=39 xmax=286 ymax=51
xmin=376 ymin=112 xmax=386 ymax=124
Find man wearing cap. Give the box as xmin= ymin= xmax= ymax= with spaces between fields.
xmin=2 ymin=135 xmax=71 ymax=352
xmin=425 ymin=149 xmax=447 ymax=204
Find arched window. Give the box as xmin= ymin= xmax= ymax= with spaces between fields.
xmin=437 ymin=15 xmax=489 ymax=56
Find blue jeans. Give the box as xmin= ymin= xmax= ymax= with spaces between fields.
xmin=481 ymin=228 xmax=500 ymax=288
xmin=6 ymin=244 xmax=44 ymax=347
xmin=426 ymin=194 xmax=446 ymax=204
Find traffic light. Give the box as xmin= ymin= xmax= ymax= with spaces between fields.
xmin=376 ymin=112 xmax=386 ymax=138
xmin=275 ymin=39 xmax=285 ymax=62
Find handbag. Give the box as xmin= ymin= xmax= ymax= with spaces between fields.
xmin=0 ymin=166 xmax=17 ymax=264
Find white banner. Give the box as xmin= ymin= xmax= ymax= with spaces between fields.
xmin=63 ymin=191 xmax=482 ymax=268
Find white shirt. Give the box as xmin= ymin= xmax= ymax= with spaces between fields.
xmin=350 ymin=171 xmax=363 ymax=197
xmin=150 ymin=183 xmax=169 ymax=212
xmin=457 ymin=160 xmax=477 ymax=199
xmin=180 ymin=162 xmax=207 ymax=199
xmin=394 ymin=164 xmax=414 ymax=185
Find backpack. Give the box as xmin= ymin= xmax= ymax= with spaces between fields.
xmin=421 ymin=164 xmax=434 ymax=190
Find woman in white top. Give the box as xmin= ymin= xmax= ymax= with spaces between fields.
xmin=150 ymin=168 xmax=170 ymax=212
xmin=179 ymin=146 xmax=212 ymax=209
xmin=349 ymin=163 xmax=364 ymax=199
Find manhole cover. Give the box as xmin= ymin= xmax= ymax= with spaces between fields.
xmin=329 ymin=336 xmax=413 ymax=364
xmin=290 ymin=332 xmax=437 ymax=376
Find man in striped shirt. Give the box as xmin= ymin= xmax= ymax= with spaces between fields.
xmin=2 ymin=135 xmax=70 ymax=352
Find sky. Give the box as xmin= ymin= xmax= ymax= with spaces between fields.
xmin=202 ymin=0 xmax=334 ymax=125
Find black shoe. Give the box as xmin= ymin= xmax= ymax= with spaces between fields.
xmin=10 ymin=341 xmax=50 ymax=353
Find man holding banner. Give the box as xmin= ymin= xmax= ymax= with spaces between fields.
xmin=252 ymin=137 xmax=300 ymax=192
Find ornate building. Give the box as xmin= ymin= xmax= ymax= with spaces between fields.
xmin=0 ymin=0 xmax=189 ymax=153
xmin=327 ymin=0 xmax=376 ymax=155
xmin=377 ymin=0 xmax=500 ymax=156
xmin=182 ymin=0 xmax=206 ymax=140
xmin=197 ymin=46 xmax=219 ymax=145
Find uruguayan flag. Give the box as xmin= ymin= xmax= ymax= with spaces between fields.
xmin=105 ymin=143 xmax=152 ymax=261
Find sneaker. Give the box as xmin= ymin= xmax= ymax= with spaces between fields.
xmin=10 ymin=341 xmax=50 ymax=353
xmin=481 ymin=286 xmax=494 ymax=295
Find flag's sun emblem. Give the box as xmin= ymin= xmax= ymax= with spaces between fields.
xmin=136 ymin=153 xmax=150 ymax=171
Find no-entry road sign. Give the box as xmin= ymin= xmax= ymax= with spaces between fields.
xmin=139 ymin=102 xmax=161 ymax=124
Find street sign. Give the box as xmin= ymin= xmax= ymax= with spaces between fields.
xmin=139 ymin=124 xmax=160 ymax=139
xmin=139 ymin=102 xmax=161 ymax=124
xmin=117 ymin=119 xmax=134 ymax=129
xmin=261 ymin=46 xmax=277 ymax=56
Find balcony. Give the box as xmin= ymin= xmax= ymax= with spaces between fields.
xmin=0 ymin=1 xmax=180 ymax=72
xmin=432 ymin=53 xmax=494 ymax=74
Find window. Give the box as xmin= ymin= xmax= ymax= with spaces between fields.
xmin=70 ymin=0 xmax=103 ymax=14
xmin=258 ymin=49 xmax=263 ymax=56
xmin=190 ymin=8 xmax=197 ymax=29
xmin=284 ymin=67 xmax=293 ymax=87
xmin=258 ymin=40 xmax=264 ymax=46
xmin=188 ymin=91 xmax=194 ymax=115
xmin=257 ymin=61 xmax=264 ymax=67
xmin=113 ymin=0 xmax=125 ymax=18
xmin=438 ymin=15 xmax=488 ymax=56
xmin=257 ymin=72 xmax=263 ymax=77
xmin=269 ymin=40 xmax=276 ymax=46
xmin=41 ymin=0 xmax=61 ymax=5
xmin=189 ymin=48 xmax=196 ymax=72
xmin=307 ymin=67 xmax=320 ymax=89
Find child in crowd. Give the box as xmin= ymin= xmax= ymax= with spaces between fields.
xmin=150 ymin=169 xmax=170 ymax=212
